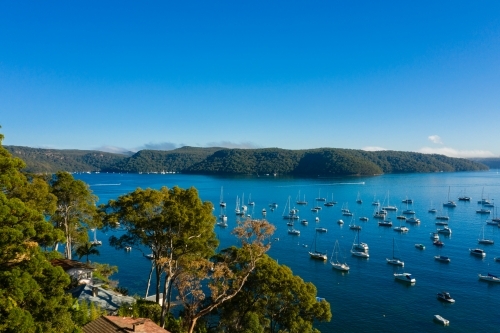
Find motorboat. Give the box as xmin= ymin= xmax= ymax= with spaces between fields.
xmin=402 ymin=198 xmax=413 ymax=204
xmin=437 ymin=291 xmax=455 ymax=303
xmin=469 ymin=248 xmax=486 ymax=257
xmin=476 ymin=208 xmax=491 ymax=214
xmin=373 ymin=211 xmax=386 ymax=219
xmin=437 ymin=226 xmax=452 ymax=235
xmin=397 ymin=215 xmax=406 ymax=220
xmin=378 ymin=219 xmax=393 ymax=227
xmin=430 ymin=232 xmax=439 ymax=240
xmin=435 ymin=221 xmax=448 ymax=225
xmin=337 ymin=219 xmax=344 ymax=225
xmin=309 ymin=251 xmax=327 ymax=261
xmin=216 ymin=220 xmax=228 ymax=227
xmin=433 ymin=315 xmax=450 ymax=326
xmin=359 ymin=216 xmax=369 ymax=221
xmin=393 ymin=226 xmax=409 ymax=233
xmin=301 ymin=219 xmax=308 ymax=225
xmin=415 ymin=244 xmax=425 ymax=250
xmin=443 ymin=201 xmax=457 ymax=208
xmin=316 ymin=227 xmax=327 ymax=233
xmin=315 ymin=217 xmax=320 ymax=222
xmin=433 ymin=240 xmax=444 ymax=247
xmin=394 ymin=273 xmax=415 ymax=283
xmin=350 ymin=224 xmax=362 ymax=230
xmin=494 ymin=257 xmax=500 ymax=262
xmin=478 ymin=273 xmax=500 ymax=283
xmin=288 ymin=228 xmax=300 ymax=235
xmin=434 ymin=255 xmax=450 ymax=263
xmin=351 ymin=250 xmax=369 ymax=258
xmin=428 ymin=208 xmax=437 ymax=213
xmin=406 ymin=217 xmax=420 ymax=224
xmin=402 ymin=209 xmax=415 ymax=215
xmin=436 ymin=215 xmax=449 ymax=220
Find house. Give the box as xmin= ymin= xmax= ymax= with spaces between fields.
xmin=82 ymin=316 xmax=170 ymax=333
xmin=70 ymin=284 xmax=136 ymax=314
xmin=51 ymin=258 xmax=95 ymax=284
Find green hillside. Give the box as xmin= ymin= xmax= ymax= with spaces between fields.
xmin=5 ymin=145 xmax=488 ymax=176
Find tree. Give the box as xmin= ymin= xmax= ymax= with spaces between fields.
xmin=49 ymin=171 xmax=99 ymax=259
xmin=102 ymin=186 xmax=218 ymax=327
xmin=0 ymin=131 xmax=79 ymax=332
xmin=173 ymin=218 xmax=275 ymax=333
xmin=74 ymin=242 xmax=100 ymax=263
xmin=215 ymin=254 xmax=332 ymax=333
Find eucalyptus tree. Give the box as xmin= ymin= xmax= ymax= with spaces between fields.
xmin=215 ymin=254 xmax=332 ymax=333
xmin=49 ymin=171 xmax=99 ymax=259
xmin=173 ymin=218 xmax=276 ymax=333
xmin=0 ymin=132 xmax=78 ymax=332
xmin=102 ymin=186 xmax=218 ymax=326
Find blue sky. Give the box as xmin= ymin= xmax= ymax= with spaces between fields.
xmin=1 ymin=1 xmax=499 ymax=157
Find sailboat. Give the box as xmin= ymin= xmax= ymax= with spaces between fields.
xmin=282 ymin=196 xmax=299 ymax=220
xmin=330 ymin=240 xmax=349 ymax=271
xmin=458 ymin=188 xmax=470 ymax=201
xmin=349 ymin=214 xmax=361 ymax=230
xmin=478 ymin=226 xmax=494 ymax=244
xmin=296 ymin=190 xmax=308 ymax=205
xmin=443 ymin=186 xmax=457 ymax=207
xmin=316 ymin=189 xmax=326 ymax=202
xmin=428 ymin=200 xmax=437 ymax=213
xmin=356 ymin=191 xmax=362 ymax=204
xmin=492 ymin=207 xmax=500 ymax=223
xmin=382 ymin=191 xmax=397 ymax=211
xmin=351 ymin=229 xmax=369 ymax=257
xmin=219 ymin=186 xmax=226 ymax=207
xmin=90 ymin=228 xmax=102 ymax=246
xmin=309 ymin=230 xmax=327 ymax=260
xmin=394 ymin=218 xmax=409 ymax=232
xmin=324 ymin=193 xmax=337 ymax=207
xmin=386 ymin=238 xmax=404 ymax=266
xmin=247 ymin=193 xmax=255 ymax=206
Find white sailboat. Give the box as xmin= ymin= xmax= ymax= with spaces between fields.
xmin=309 ymin=230 xmax=327 ymax=260
xmin=478 ymin=226 xmax=494 ymax=244
xmin=90 ymin=228 xmax=102 ymax=246
xmin=351 ymin=229 xmax=369 ymax=257
xmin=330 ymin=240 xmax=349 ymax=271
xmin=443 ymin=186 xmax=457 ymax=207
xmin=382 ymin=191 xmax=397 ymax=211
xmin=386 ymin=238 xmax=404 ymax=266
xmin=219 ymin=186 xmax=226 ymax=207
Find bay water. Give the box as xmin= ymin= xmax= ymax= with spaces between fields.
xmin=74 ymin=170 xmax=500 ymax=332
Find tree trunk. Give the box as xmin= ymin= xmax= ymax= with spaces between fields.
xmin=145 ymin=262 xmax=155 ymax=298
xmin=155 ymin=263 xmax=162 ymax=304
xmin=188 ymin=317 xmax=198 ymax=333
xmin=160 ymin=273 xmax=171 ymax=328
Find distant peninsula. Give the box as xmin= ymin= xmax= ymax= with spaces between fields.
xmin=5 ymin=145 xmax=489 ymax=176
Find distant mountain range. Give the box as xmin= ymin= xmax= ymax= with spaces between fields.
xmin=5 ymin=145 xmax=490 ymax=176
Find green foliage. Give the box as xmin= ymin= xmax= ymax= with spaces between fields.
xmin=91 ymin=262 xmax=118 ymax=282
xmin=118 ymin=299 xmax=162 ymax=325
xmin=0 ymin=133 xmax=80 ymax=333
xmin=74 ymin=242 xmax=100 ymax=263
xmin=4 ymin=146 xmax=127 ymax=173
xmin=49 ymin=171 xmax=99 ymax=259
xmin=214 ymin=255 xmax=331 ymax=333
xmin=6 ymin=145 xmax=488 ymax=176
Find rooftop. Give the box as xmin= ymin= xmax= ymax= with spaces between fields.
xmin=82 ymin=316 xmax=170 ymax=333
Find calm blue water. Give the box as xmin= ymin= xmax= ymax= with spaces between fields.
xmin=74 ymin=171 xmax=500 ymax=332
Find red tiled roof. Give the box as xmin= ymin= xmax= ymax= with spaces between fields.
xmin=82 ymin=316 xmax=170 ymax=333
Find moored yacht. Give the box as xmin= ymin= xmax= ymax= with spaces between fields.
xmin=469 ymin=248 xmax=486 ymax=257
xmin=394 ymin=273 xmax=415 ymax=284
xmin=434 ymin=255 xmax=451 ymax=263
xmin=437 ymin=291 xmax=455 ymax=303
xmin=478 ymin=273 xmax=500 ymax=282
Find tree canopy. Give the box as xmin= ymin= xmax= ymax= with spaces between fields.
xmin=0 ymin=132 xmax=79 ymax=332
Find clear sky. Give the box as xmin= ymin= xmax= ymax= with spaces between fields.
xmin=1 ymin=1 xmax=499 ymax=157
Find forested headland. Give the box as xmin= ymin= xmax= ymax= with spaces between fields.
xmin=6 ymin=145 xmax=488 ymax=176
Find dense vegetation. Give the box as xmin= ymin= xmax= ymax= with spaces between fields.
xmin=471 ymin=157 xmax=500 ymax=169
xmin=6 ymin=145 xmax=488 ymax=176
xmin=1 ymin=133 xmax=332 ymax=332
